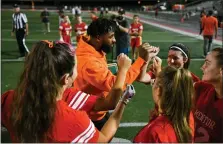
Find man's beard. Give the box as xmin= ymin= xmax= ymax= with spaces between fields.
xmin=101 ymin=43 xmax=113 ymax=54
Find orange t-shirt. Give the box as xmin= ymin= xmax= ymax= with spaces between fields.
xmin=1 ymin=90 xmax=99 ymax=142
xmin=202 ymin=16 xmax=218 ymax=36
xmin=73 ymin=36 xmax=146 ymax=121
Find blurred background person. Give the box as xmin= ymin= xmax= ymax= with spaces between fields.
xmin=200 ymin=10 xmax=218 ymax=57
xmin=114 ymin=8 xmax=130 ymax=59
xmin=59 ymin=16 xmax=72 ymax=44
xmin=40 ymin=8 xmax=50 ymax=34
xmin=129 ymin=15 xmax=143 ymax=60
xmin=11 ymin=4 xmax=29 ymax=59
xmin=74 ymin=14 xmax=88 ymax=43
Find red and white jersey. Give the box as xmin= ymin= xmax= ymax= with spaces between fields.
xmin=74 ymin=22 xmax=87 ymax=35
xmin=129 ymin=23 xmax=143 ymax=38
xmin=59 ymin=22 xmax=72 ymax=36
xmin=74 ymin=22 xmax=87 ymax=42
xmin=194 ymin=81 xmax=223 ymax=142
xmin=1 ymin=90 xmax=99 ymax=142
xmin=133 ymin=112 xmax=194 ymax=143
xmin=62 ymin=88 xmax=97 ymax=112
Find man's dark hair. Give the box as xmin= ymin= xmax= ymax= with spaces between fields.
xmin=208 ymin=10 xmax=213 ymax=16
xmin=87 ymin=18 xmax=116 ymax=37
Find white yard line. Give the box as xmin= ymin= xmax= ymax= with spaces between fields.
xmin=119 ymin=122 xmax=147 ymax=127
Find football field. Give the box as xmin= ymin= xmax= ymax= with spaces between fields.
xmin=1 ymin=10 xmax=221 ymax=141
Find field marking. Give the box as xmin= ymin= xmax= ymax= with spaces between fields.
xmin=119 ymin=122 xmax=147 ymax=127
xmin=110 ymin=137 xmax=132 ymax=143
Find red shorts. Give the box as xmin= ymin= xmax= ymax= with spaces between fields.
xmin=62 ymin=35 xmax=71 ymax=44
xmin=131 ymin=37 xmax=142 ymax=48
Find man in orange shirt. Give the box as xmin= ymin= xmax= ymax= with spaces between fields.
xmin=74 ymin=18 xmax=159 ymax=130
xmin=201 ymin=10 xmax=218 ymax=56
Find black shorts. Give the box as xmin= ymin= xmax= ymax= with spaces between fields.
xmin=42 ymin=18 xmax=49 ymax=23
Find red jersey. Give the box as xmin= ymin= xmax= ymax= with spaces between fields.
xmin=1 ymin=90 xmax=99 ymax=143
xmin=62 ymin=88 xmax=97 ymax=112
xmin=194 ymin=81 xmax=223 ymax=142
xmin=74 ymin=22 xmax=88 ymax=42
xmin=133 ymin=112 xmax=194 ymax=143
xmin=129 ymin=22 xmax=143 ymax=38
xmin=59 ymin=22 xmax=72 ymax=36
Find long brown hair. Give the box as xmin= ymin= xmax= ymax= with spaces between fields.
xmin=156 ymin=66 xmax=194 ymax=142
xmin=11 ymin=41 xmax=75 ymax=142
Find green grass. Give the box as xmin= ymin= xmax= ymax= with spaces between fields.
xmin=0 ymin=10 xmax=214 ymax=142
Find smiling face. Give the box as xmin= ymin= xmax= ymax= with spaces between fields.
xmin=167 ymin=50 xmax=188 ymax=69
xmin=201 ymin=51 xmax=222 ymax=83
